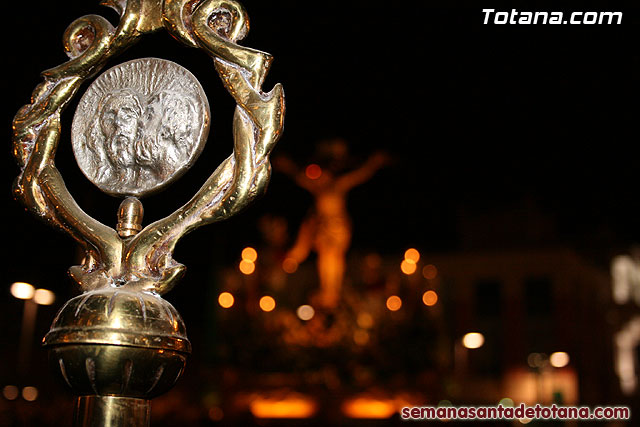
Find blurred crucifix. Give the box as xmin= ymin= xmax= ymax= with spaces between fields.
xmin=274 ymin=139 xmax=390 ymax=308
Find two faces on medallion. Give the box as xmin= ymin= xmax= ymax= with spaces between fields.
xmin=88 ymin=89 xmax=197 ymax=192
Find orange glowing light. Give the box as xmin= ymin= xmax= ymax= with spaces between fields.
xmin=239 ymin=259 xmax=256 ymax=275
xmin=342 ymin=398 xmax=397 ymax=419
xmin=404 ymin=248 xmax=420 ymax=264
xmin=422 ymin=290 xmax=438 ymax=306
xmin=241 ymin=247 xmax=258 ymax=262
xmin=356 ymin=312 xmax=374 ymax=329
xmin=259 ymin=296 xmax=276 ymax=312
xmin=250 ymin=395 xmax=317 ymax=419
xmin=386 ymin=295 xmax=402 ymax=311
xmin=2 ymin=385 xmax=19 ymax=401
xmin=218 ymin=292 xmax=234 ymax=308
xmin=353 ymin=330 xmax=370 ymax=346
xmin=22 ymin=386 xmax=38 ymax=402
xmin=422 ymin=264 xmax=438 ymax=280
xmin=305 ymin=164 xmax=322 ymax=180
xmin=282 ymin=257 xmax=298 ymax=273
xmin=400 ymin=260 xmax=417 ymax=275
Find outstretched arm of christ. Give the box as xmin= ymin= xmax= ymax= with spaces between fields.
xmin=335 ymin=151 xmax=390 ymax=192
xmin=273 ymin=155 xmax=317 ymax=193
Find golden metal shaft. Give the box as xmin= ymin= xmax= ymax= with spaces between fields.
xmin=74 ymin=396 xmax=150 ymax=427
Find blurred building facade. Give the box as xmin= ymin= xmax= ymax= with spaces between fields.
xmin=427 ymin=248 xmax=615 ymax=405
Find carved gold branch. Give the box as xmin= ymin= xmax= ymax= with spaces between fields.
xmin=12 ymin=0 xmax=285 ymax=295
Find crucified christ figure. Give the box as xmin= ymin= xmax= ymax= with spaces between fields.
xmin=274 ymin=139 xmax=389 ymax=308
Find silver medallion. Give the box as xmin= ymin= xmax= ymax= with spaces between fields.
xmin=71 ymin=58 xmax=210 ymax=197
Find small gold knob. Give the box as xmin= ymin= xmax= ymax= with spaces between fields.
xmin=117 ymin=197 xmax=144 ymax=237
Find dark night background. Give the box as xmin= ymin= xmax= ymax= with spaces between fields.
xmin=4 ymin=1 xmax=640 ymax=289
xmin=1 ymin=1 xmax=640 ymax=425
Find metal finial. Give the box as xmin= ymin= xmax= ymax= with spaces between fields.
xmin=117 ymin=197 xmax=144 ymax=237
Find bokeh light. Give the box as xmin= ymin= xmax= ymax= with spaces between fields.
xmin=297 ymin=305 xmax=315 ymax=320
xmin=550 ymin=351 xmax=570 ymax=368
xmin=241 ymin=247 xmax=258 ymax=262
xmin=2 ymin=385 xmax=19 ymax=401
xmin=10 ymin=282 xmax=34 ymax=300
xmin=422 ymin=290 xmax=438 ymax=306
xmin=462 ymin=332 xmax=485 ymax=349
xmin=22 ymin=386 xmax=38 ymax=402
xmin=527 ymin=353 xmax=546 ymax=368
xmin=499 ymin=397 xmax=514 ymax=407
xmin=33 ymin=288 xmax=55 ymax=305
xmin=386 ymin=295 xmax=402 ymax=311
xmin=422 ymin=264 xmax=438 ymax=280
xmin=356 ymin=312 xmax=374 ymax=329
xmin=400 ymin=260 xmax=417 ymax=275
xmin=218 ymin=292 xmax=235 ymax=308
xmin=250 ymin=394 xmax=317 ymax=419
xmin=239 ymin=259 xmax=256 ymax=275
xmin=305 ymin=164 xmax=322 ymax=180
xmin=259 ymin=296 xmax=276 ymax=312
xmin=342 ymin=397 xmax=396 ymax=419
xmin=282 ymin=258 xmax=298 ymax=273
xmin=404 ymin=248 xmax=420 ymax=264
xmin=353 ymin=330 xmax=370 ymax=346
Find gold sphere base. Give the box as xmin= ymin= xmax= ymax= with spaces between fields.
xmin=48 ymin=344 xmax=188 ymax=398
xmin=43 ymin=287 xmax=191 ymax=425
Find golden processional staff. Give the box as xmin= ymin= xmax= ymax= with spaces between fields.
xmin=12 ymin=0 xmax=284 ymax=425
